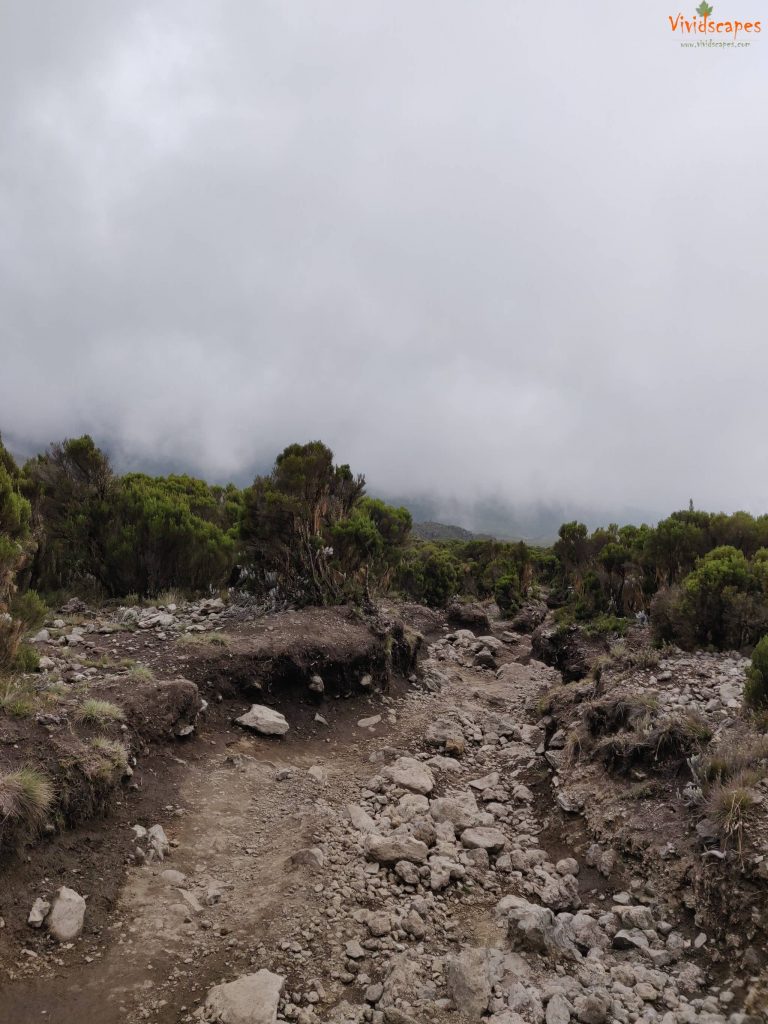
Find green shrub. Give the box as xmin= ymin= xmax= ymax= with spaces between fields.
xmin=12 ymin=644 xmax=40 ymax=673
xmin=494 ymin=573 xmax=522 ymax=615
xmin=396 ymin=544 xmax=459 ymax=608
xmin=745 ymin=636 xmax=768 ymax=710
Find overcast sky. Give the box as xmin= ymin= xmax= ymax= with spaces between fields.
xmin=2 ymin=1 xmax=767 ymax=526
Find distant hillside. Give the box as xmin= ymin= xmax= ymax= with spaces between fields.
xmin=412 ymin=521 xmax=491 ymax=542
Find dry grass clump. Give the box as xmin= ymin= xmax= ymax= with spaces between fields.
xmin=622 ymin=647 xmax=662 ymax=671
xmin=596 ymin=711 xmax=712 ymax=773
xmin=76 ymin=698 xmax=125 ymax=725
xmin=706 ymin=771 xmax=761 ymax=854
xmin=702 ymin=735 xmax=768 ymax=784
xmin=180 ymin=632 xmax=229 ymax=647
xmin=124 ymin=664 xmax=154 ymax=683
xmin=89 ymin=737 xmax=129 ymax=778
xmin=573 ymin=691 xmax=711 ymax=775
xmin=0 ymin=767 xmax=53 ymax=832
xmin=583 ymin=693 xmax=659 ymax=738
xmin=0 ymin=676 xmax=38 ymax=717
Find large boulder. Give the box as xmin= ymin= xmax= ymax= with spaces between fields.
xmin=47 ymin=887 xmax=86 ymax=942
xmin=497 ymin=895 xmax=580 ymax=959
xmin=202 ymin=970 xmax=285 ymax=1024
xmin=531 ymin=624 xmax=596 ymax=681
xmin=235 ymin=705 xmax=289 ymax=736
xmin=509 ymin=602 xmax=547 ymax=634
xmin=446 ymin=601 xmax=490 ymax=632
xmin=429 ymin=793 xmax=482 ymax=831
xmin=382 ymin=757 xmax=435 ymax=795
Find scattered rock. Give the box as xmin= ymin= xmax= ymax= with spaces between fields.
xmin=47 ymin=887 xmax=86 ymax=942
xmin=201 ymin=969 xmax=285 ymax=1024
xmin=235 ymin=705 xmax=289 ymax=737
xmin=28 ymin=898 xmax=50 ymax=928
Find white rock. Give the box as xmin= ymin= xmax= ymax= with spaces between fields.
xmin=382 ymin=757 xmax=434 ymax=795
xmin=236 ymin=705 xmax=289 ymax=737
xmin=202 ymin=969 xmax=285 ymax=1024
xmin=28 ymin=898 xmax=50 ymax=928
xmin=346 ymin=803 xmax=378 ymax=834
xmin=358 ymin=715 xmax=382 ymax=729
xmin=47 ymin=887 xmax=86 ymax=942
xmin=461 ymin=826 xmax=507 ymax=853
xmin=365 ymin=834 xmax=429 ymax=865
xmin=148 ymin=824 xmax=171 ymax=860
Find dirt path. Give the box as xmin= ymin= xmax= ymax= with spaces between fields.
xmin=0 ymin=626 xmax=739 ymax=1024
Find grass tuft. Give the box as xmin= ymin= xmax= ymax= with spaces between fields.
xmin=180 ymin=632 xmax=229 ymax=647
xmin=76 ymin=698 xmax=125 ymax=725
xmin=0 ymin=768 xmax=54 ymax=829
xmin=0 ymin=677 xmax=38 ymax=717
xmin=89 ymin=736 xmax=129 ymax=774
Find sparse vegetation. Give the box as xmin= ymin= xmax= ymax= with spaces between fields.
xmin=0 ymin=676 xmax=38 ymax=717
xmin=89 ymin=736 xmax=129 ymax=776
xmin=179 ymin=632 xmax=230 ymax=647
xmin=123 ymin=664 xmax=155 ymax=682
xmin=706 ymin=776 xmax=758 ymax=854
xmin=76 ymin=698 xmax=125 ymax=725
xmin=701 ymin=734 xmax=768 ymax=783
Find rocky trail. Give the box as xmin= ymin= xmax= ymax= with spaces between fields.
xmin=0 ymin=603 xmax=765 ymax=1024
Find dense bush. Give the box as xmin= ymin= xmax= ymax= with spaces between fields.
xmin=23 ymin=437 xmax=241 ymax=598
xmin=98 ymin=474 xmax=239 ymax=596
xmin=745 ymin=636 xmax=768 ymax=710
xmin=396 ymin=544 xmax=460 ymax=608
xmin=553 ymin=510 xmax=768 ymax=650
xmin=494 ymin=573 xmax=522 ymax=615
xmin=241 ymin=442 xmax=411 ymax=605
xmin=0 ymin=437 xmax=44 ymax=668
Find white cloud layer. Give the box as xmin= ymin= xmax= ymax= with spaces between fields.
xmin=2 ymin=1 xmax=767 ymax=523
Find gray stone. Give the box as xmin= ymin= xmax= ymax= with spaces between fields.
xmin=47 ymin=887 xmax=86 ymax=942
xmin=28 ymin=898 xmax=50 ymax=928
xmin=347 ymin=803 xmax=377 ymax=834
xmin=461 ymin=827 xmax=507 ymax=853
xmin=382 ymin=757 xmax=434 ymax=795
xmin=358 ymin=715 xmax=382 ymax=729
xmin=429 ymin=793 xmax=481 ymax=831
xmin=160 ymin=869 xmax=188 ymax=887
xmin=497 ymin=895 xmax=579 ymax=959
xmin=202 ymin=969 xmax=285 ymax=1024
xmin=546 ymin=993 xmax=572 ymax=1024
xmin=446 ymin=946 xmax=499 ymax=1019
xmin=290 ymin=847 xmax=325 ymax=871
xmin=235 ymin=705 xmax=289 ymax=736
xmin=365 ymin=834 xmax=429 ymax=865
xmin=612 ymin=928 xmax=649 ymax=950
xmin=148 ymin=824 xmax=171 ymax=861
